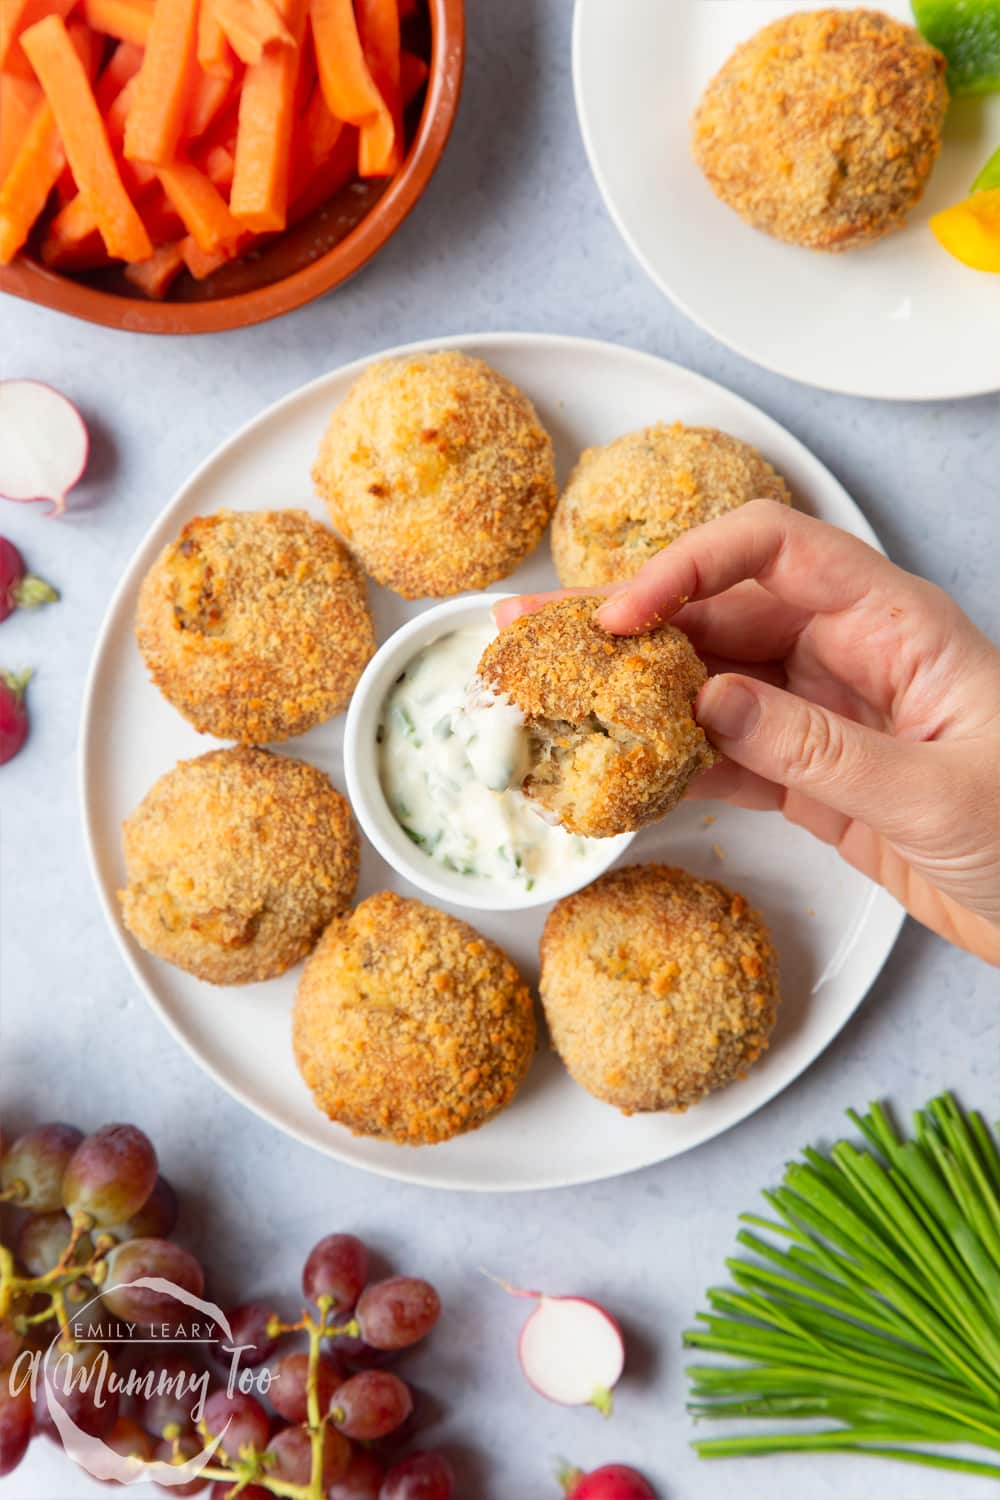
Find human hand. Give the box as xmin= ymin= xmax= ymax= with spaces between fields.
xmin=496 ymin=500 xmax=1000 ymax=965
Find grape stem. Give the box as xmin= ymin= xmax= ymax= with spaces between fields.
xmin=0 ymin=1229 xmax=359 ymax=1499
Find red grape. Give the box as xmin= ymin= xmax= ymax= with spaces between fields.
xmin=105 ymin=1414 xmax=154 ymax=1463
xmin=0 ymin=1322 xmax=22 ymax=1366
xmin=330 ymin=1370 xmax=412 ymax=1441
xmin=0 ymin=1374 xmax=33 ymax=1477
xmin=212 ymin=1302 xmax=278 ymax=1371
xmin=356 ymin=1279 xmax=441 ymax=1350
xmin=152 ymin=1433 xmax=209 ymax=1495
xmin=379 ymin=1451 xmax=454 ymax=1500
xmin=1 ymin=1123 xmax=83 ymax=1211
xmin=39 ymin=1342 xmax=119 ymax=1441
xmin=203 ymin=1388 xmax=269 ymax=1459
xmin=135 ymin=1351 xmax=207 ymax=1437
xmin=330 ymin=1331 xmax=398 ymax=1371
xmin=302 ymin=1233 xmax=368 ymax=1314
xmin=267 ymin=1421 xmax=351 ymax=1486
xmin=62 ymin=1124 xmax=158 ymax=1228
xmin=110 ymin=1175 xmax=179 ymax=1241
xmin=269 ymin=1350 xmax=342 ymax=1424
xmin=328 ymin=1445 xmax=386 ymax=1500
xmin=209 ymin=1484 xmax=270 ymax=1500
xmin=101 ymin=1238 xmax=205 ymax=1328
xmin=17 ymin=1211 xmax=92 ymax=1277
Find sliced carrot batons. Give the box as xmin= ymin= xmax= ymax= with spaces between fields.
xmin=229 ymin=0 xmax=308 ymax=232
xmin=21 ymin=13 xmax=153 ymax=262
xmin=124 ymin=0 xmax=201 ymax=165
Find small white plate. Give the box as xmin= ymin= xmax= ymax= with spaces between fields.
xmin=573 ymin=0 xmax=1000 ymax=400
xmin=80 ymin=333 xmax=904 ymax=1192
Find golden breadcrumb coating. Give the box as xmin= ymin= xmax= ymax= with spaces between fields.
xmin=552 ymin=423 xmax=791 ymax=587
xmin=119 ymin=747 xmax=359 ymax=985
xmin=477 ymin=597 xmax=718 ymax=838
xmin=311 ymin=351 xmax=557 ymax=598
xmin=691 ymin=8 xmax=948 ymax=252
xmin=136 ymin=509 xmax=375 ymax=744
xmin=540 ymin=864 xmax=780 ymax=1113
xmin=293 ymin=892 xmax=536 ymax=1145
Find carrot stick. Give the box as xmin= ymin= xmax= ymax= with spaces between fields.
xmin=0 ymin=21 xmax=92 ymax=264
xmin=95 ymin=41 xmax=146 ymax=112
xmin=398 ymin=0 xmax=418 ymax=17
xmin=357 ymin=0 xmax=401 ymax=176
xmin=288 ymin=122 xmax=356 ymax=222
xmin=214 ymin=0 xmax=293 ymax=65
xmin=83 ymin=0 xmax=154 ymax=46
xmin=199 ymin=141 xmax=233 ymax=191
xmin=124 ymin=0 xmax=200 ymax=165
xmin=0 ymin=102 xmax=63 ymax=262
xmin=180 ymin=228 xmax=249 ymax=277
xmin=156 ymin=158 xmax=243 ymax=252
xmin=310 ymin=0 xmax=385 ymax=126
xmin=0 ymin=1 xmax=31 ymax=71
xmin=229 ymin=0 xmax=306 ymax=232
xmin=125 ymin=238 xmax=185 ymax=296
xmin=185 ymin=64 xmax=238 ymax=137
xmin=1 ymin=0 xmax=74 ymax=78
xmin=22 ymin=14 xmax=153 ymax=262
xmin=0 ymin=74 xmax=40 ymax=187
xmin=196 ymin=0 xmax=233 ymax=77
xmin=400 ymin=50 xmax=428 ymax=106
xmin=293 ymin=80 xmax=343 ymax=185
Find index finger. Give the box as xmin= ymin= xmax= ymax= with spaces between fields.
xmin=595 ymin=499 xmax=893 ymax=635
xmin=493 ymin=586 xmax=608 ymax=631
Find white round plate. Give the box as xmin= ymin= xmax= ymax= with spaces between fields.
xmin=80 ymin=333 xmax=904 ymax=1192
xmin=573 ymin=0 xmax=1000 ymax=401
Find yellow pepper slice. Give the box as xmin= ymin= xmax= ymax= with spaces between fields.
xmin=931 ymin=186 xmax=1000 ymax=271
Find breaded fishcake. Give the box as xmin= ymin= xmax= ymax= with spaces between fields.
xmin=476 ymin=598 xmax=717 ymax=838
xmin=136 ymin=509 xmax=375 ymax=744
xmin=293 ymin=892 xmax=536 ymax=1144
xmin=312 ymin=351 xmax=557 ymax=598
xmin=691 ymin=9 xmax=948 ymax=251
xmin=552 ymin=423 xmax=791 ymax=587
xmin=119 ymin=747 xmax=359 ymax=985
xmin=540 ymin=865 xmax=779 ymax=1113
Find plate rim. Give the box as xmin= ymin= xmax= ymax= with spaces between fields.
xmin=571 ymin=0 xmax=1000 ymax=404
xmin=78 ymin=329 xmax=907 ymax=1193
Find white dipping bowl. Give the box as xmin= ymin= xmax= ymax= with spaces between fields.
xmin=344 ymin=593 xmax=634 ymax=913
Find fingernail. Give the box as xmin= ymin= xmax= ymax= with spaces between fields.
xmin=697 ymin=680 xmax=761 ymax=741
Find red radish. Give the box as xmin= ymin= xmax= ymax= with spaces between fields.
xmin=0 ymin=380 xmax=89 ymax=515
xmin=0 ymin=670 xmax=31 ymax=765
xmin=0 ymin=538 xmax=58 ymax=621
xmin=486 ymin=1274 xmax=625 ymax=1415
xmin=559 ymin=1463 xmax=657 ymax=1500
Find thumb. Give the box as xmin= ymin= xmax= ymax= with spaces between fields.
xmin=695 ymin=674 xmax=935 ymax=837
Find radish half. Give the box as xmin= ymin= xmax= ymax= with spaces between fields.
xmin=486 ymin=1275 xmax=625 ymax=1415
xmin=0 ymin=380 xmax=89 ymax=515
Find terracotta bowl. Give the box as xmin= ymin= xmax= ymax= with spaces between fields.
xmin=0 ymin=0 xmax=464 ymax=335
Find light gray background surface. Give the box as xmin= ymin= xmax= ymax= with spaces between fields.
xmin=2 ymin=3 xmax=998 ymax=1497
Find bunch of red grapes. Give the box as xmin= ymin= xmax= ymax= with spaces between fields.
xmin=0 ymin=1120 xmax=454 ymax=1500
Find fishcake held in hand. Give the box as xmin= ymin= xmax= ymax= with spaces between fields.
xmin=476 ymin=597 xmax=717 ymax=838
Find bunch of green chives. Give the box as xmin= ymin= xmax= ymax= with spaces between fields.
xmin=685 ymin=1093 xmax=1000 ymax=1479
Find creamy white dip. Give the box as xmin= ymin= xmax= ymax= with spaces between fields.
xmin=377 ymin=624 xmax=607 ymax=895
